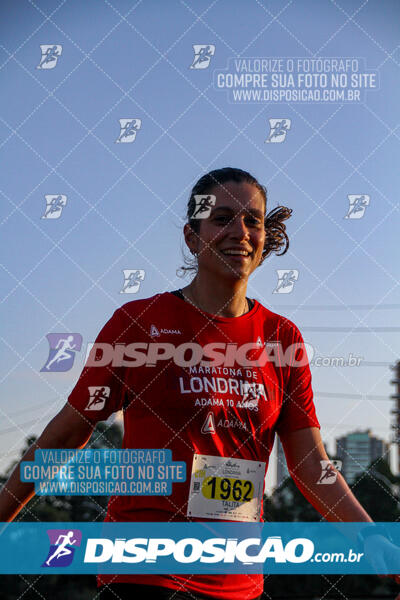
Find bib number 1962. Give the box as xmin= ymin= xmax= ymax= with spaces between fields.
xmin=187 ymin=454 xmax=265 ymax=522
xmin=203 ymin=476 xmax=253 ymax=502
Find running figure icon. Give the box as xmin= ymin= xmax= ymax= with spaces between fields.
xmin=122 ymin=271 xmax=143 ymax=292
xmin=273 ymin=270 xmax=298 ymax=294
xmin=45 ymin=531 xmax=76 ymax=566
xmin=317 ymin=460 xmax=342 ymax=485
xmin=345 ymin=195 xmax=370 ymax=219
xmin=116 ymin=119 xmax=142 ymax=143
xmin=191 ymin=45 xmax=214 ymax=69
xmin=86 ymin=386 xmax=110 ymax=411
xmin=265 ymin=119 xmax=291 ymax=143
xmin=42 ymin=195 xmax=66 ymax=219
xmin=192 ymin=195 xmax=216 ymax=219
xmin=44 ymin=336 xmax=76 ymax=371
xmin=37 ymin=45 xmax=62 ymax=69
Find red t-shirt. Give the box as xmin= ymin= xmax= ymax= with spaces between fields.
xmin=68 ymin=292 xmax=320 ymax=599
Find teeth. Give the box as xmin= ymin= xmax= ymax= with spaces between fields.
xmin=222 ymin=250 xmax=249 ymax=256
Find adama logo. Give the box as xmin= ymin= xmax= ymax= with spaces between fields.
xmin=150 ymin=324 xmax=182 ymax=337
xmin=201 ymin=412 xmax=216 ymax=434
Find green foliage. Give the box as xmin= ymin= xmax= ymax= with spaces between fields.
xmin=350 ymin=457 xmax=400 ymax=522
xmin=264 ymin=476 xmax=321 ymax=522
xmin=3 ymin=421 xmax=123 ymax=599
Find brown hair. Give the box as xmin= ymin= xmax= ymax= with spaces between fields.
xmin=179 ymin=167 xmax=292 ymax=275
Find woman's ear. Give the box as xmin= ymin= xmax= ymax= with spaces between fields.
xmin=183 ymin=223 xmax=198 ymax=256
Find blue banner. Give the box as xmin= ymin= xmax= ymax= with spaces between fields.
xmin=0 ymin=522 xmax=399 ymax=574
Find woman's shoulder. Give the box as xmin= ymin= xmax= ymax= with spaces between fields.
xmin=254 ymin=300 xmax=304 ymax=339
xmin=115 ymin=292 xmax=178 ymax=324
xmin=118 ymin=292 xmax=166 ymax=312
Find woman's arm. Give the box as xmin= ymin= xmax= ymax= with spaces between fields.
xmin=279 ymin=426 xmax=372 ymax=522
xmin=280 ymin=427 xmax=400 ymax=583
xmin=0 ymin=403 xmax=94 ymax=522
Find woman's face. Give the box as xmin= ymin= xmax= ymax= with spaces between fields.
xmin=187 ymin=181 xmax=266 ymax=282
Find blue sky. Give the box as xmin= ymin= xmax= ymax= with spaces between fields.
xmin=0 ymin=0 xmax=399 ymax=486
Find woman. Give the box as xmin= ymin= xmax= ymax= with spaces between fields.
xmin=0 ymin=167 xmax=397 ymax=599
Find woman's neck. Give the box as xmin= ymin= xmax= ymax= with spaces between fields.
xmin=181 ymin=274 xmax=249 ymax=318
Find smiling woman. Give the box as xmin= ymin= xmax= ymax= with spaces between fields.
xmin=0 ymin=167 xmax=391 ymax=600
xmin=180 ymin=167 xmax=292 ymax=317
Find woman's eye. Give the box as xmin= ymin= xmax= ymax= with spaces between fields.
xmin=212 ymin=215 xmax=263 ymax=226
xmin=246 ymin=217 xmax=262 ymax=226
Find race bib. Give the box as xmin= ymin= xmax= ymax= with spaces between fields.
xmin=187 ymin=454 xmax=266 ymax=522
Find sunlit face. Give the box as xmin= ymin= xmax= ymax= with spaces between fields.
xmin=186 ymin=181 xmax=266 ymax=282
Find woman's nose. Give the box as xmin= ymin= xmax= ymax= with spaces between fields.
xmin=230 ymin=217 xmax=250 ymax=239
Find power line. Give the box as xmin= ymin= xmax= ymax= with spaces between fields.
xmin=0 ymin=391 xmax=394 ymax=436
xmin=269 ymin=304 xmax=400 ymax=311
xmin=344 ymin=361 xmax=394 ymax=367
xmin=315 ymin=391 xmax=389 ymax=401
xmin=320 ymin=423 xmax=391 ymax=431
xmin=2 ymin=400 xmax=61 ymax=417
xmin=302 ymin=326 xmax=400 ymax=332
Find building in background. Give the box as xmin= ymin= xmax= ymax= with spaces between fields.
xmin=390 ymin=360 xmax=400 ymax=471
xmin=276 ymin=437 xmax=290 ymax=487
xmin=335 ymin=429 xmax=389 ymax=484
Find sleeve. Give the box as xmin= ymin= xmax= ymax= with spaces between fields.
xmin=275 ymin=322 xmax=320 ymax=436
xmin=67 ymin=308 xmax=129 ymax=423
